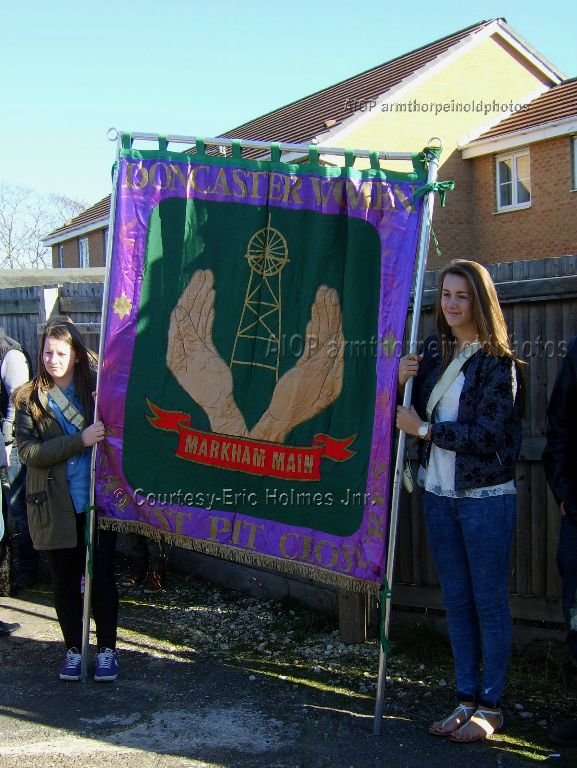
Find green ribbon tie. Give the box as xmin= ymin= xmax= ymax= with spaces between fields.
xmin=413 ymin=180 xmax=455 ymax=207
xmin=379 ymin=578 xmax=393 ymax=654
xmin=84 ymin=504 xmax=97 ymax=578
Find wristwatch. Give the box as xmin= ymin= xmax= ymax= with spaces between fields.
xmin=417 ymin=422 xmax=431 ymax=439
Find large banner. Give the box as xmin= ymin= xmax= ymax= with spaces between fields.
xmin=95 ymin=139 xmax=426 ymax=592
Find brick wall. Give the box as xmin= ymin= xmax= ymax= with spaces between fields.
xmin=473 ymin=136 xmax=577 ymax=263
xmin=425 ymin=149 xmax=474 ymax=270
xmin=87 ymin=229 xmax=106 ymax=267
xmin=51 ymin=227 xmax=107 ymax=268
xmin=50 ymin=239 xmax=80 ymax=268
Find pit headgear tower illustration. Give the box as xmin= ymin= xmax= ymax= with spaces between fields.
xmin=231 ymin=216 xmax=289 ymax=380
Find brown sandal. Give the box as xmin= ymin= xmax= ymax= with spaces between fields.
xmin=428 ymin=703 xmax=476 ymax=736
xmin=449 ymin=707 xmax=503 ymax=743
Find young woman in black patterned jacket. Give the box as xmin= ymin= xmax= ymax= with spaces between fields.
xmin=397 ymin=259 xmax=524 ymax=743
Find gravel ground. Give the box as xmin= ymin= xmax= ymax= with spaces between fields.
xmin=1 ymin=557 xmax=577 ymax=767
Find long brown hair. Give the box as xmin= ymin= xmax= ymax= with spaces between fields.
xmin=14 ymin=322 xmax=95 ymax=423
xmin=435 ymin=259 xmax=525 ymax=413
xmin=436 ymin=260 xmax=514 ymax=364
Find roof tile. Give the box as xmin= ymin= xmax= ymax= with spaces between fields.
xmin=469 ymin=77 xmax=577 ymax=143
xmin=215 ymin=20 xmax=497 ymax=157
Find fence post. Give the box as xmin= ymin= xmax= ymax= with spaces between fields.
xmin=39 ymin=287 xmax=59 ymax=325
xmin=338 ymin=590 xmax=367 ymax=643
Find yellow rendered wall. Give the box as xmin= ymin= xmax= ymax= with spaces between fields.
xmin=328 ymin=34 xmax=553 ymax=267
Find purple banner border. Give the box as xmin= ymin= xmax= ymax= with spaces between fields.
xmin=95 ymin=155 xmax=424 ymax=587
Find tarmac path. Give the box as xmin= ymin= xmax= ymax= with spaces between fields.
xmin=0 ymin=593 xmax=568 ymax=768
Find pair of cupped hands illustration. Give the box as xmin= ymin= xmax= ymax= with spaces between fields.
xmin=166 ymin=269 xmax=345 ymax=443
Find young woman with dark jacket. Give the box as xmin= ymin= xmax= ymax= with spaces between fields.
xmin=14 ymin=321 xmax=119 ymax=682
xmin=396 ymin=259 xmax=524 ymax=743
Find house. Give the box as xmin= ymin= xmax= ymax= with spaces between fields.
xmin=43 ymin=18 xmax=568 ymax=270
xmin=43 ymin=196 xmax=109 ymax=269
xmin=461 ymin=77 xmax=577 ymax=263
xmin=25 ymin=19 xmax=577 ymax=633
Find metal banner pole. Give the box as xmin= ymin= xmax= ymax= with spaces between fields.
xmin=106 ymin=129 xmax=415 ymax=163
xmin=80 ymin=131 xmax=122 ymax=682
xmin=373 ymin=143 xmax=441 ymax=734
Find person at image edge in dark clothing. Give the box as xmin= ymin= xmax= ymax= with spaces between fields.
xmin=543 ymin=335 xmax=577 ymax=747
xmin=0 ymin=448 xmax=21 ymax=636
xmin=0 ymin=326 xmax=38 ymax=592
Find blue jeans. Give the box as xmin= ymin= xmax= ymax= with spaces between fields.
xmin=422 ymin=491 xmax=516 ymax=707
xmin=556 ymin=516 xmax=577 ymax=662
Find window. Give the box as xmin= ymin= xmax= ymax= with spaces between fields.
xmin=78 ymin=237 xmax=89 ymax=268
xmin=572 ymin=137 xmax=577 ymax=191
xmin=58 ymin=244 xmax=64 ymax=268
xmin=496 ymin=150 xmax=531 ymax=211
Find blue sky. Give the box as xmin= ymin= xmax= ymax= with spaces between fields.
xmin=2 ymin=0 xmax=575 ymax=209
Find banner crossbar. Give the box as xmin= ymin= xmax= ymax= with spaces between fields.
xmin=107 ymin=128 xmax=417 ymax=163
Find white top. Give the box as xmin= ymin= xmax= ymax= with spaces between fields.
xmin=418 ymin=372 xmax=516 ymax=498
xmin=1 ymin=348 xmax=30 ymax=423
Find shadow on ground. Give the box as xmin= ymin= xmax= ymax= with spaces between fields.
xmin=0 ymin=581 xmax=572 ymax=768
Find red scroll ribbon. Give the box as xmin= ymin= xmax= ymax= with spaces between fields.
xmin=147 ymin=400 xmax=355 ymax=481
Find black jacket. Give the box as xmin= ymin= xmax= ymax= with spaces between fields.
xmin=413 ymin=335 xmax=523 ymax=491
xmin=543 ymin=336 xmax=577 ymax=512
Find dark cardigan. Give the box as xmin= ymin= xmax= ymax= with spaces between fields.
xmin=412 ymin=335 xmax=523 ymax=491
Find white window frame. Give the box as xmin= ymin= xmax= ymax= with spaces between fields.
xmin=58 ymin=244 xmax=64 ymax=268
xmin=496 ymin=149 xmax=531 ymax=211
xmin=78 ymin=237 xmax=89 ymax=268
xmin=572 ymin=136 xmax=577 ymax=191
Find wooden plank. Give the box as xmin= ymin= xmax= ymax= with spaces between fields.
xmin=514 ymin=462 xmax=532 ymax=596
xmin=70 ymin=323 xmax=102 ymax=335
xmin=545 ymin=487 xmax=562 ymax=599
xmin=392 ymin=584 xmax=562 ymax=623
xmin=409 ymin=487 xmax=424 ymax=585
xmin=517 ymin=299 xmax=538 ymax=597
xmin=530 ymin=462 xmax=547 ymax=596
xmin=417 ymin=274 xmax=577 ymax=309
xmin=36 ymin=322 xmax=102 ymax=335
xmin=59 ymin=296 xmax=103 ymax=313
xmin=395 ymin=492 xmax=413 ymax=584
xmin=512 ymin=259 xmax=533 ymax=282
xmin=528 ymin=302 xmax=547 ymax=437
xmin=496 ymin=276 xmax=577 ymax=304
xmin=337 ymin=591 xmax=367 ymax=644
xmin=493 ymin=261 xmax=512 ymax=283
xmin=0 ymin=299 xmax=38 ymax=314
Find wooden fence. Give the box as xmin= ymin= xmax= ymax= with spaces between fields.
xmin=0 ymin=281 xmax=104 ymax=374
xmin=1 ymin=254 xmax=576 ymax=628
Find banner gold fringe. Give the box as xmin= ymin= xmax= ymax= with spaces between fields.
xmin=98 ymin=517 xmax=380 ymax=596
